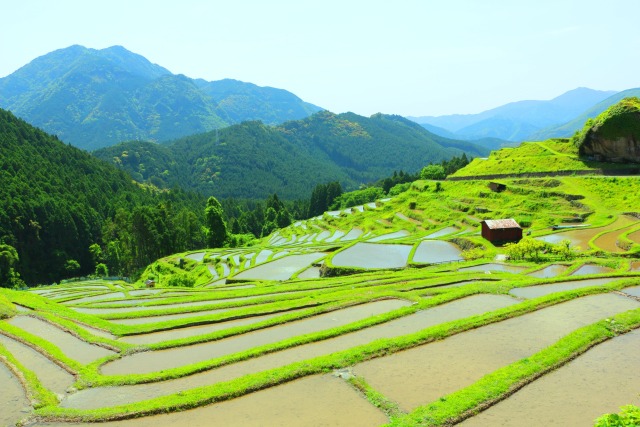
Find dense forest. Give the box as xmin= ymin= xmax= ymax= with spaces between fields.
xmin=0 ymin=109 xmax=210 ymax=284
xmin=94 ymin=111 xmax=488 ymax=199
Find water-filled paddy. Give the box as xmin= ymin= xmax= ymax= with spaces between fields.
xmin=233 ymin=252 xmax=325 ymax=281
xmin=0 ymin=333 xmax=74 ymax=394
xmin=341 ymin=228 xmax=364 ymax=241
xmin=332 ymin=243 xmax=412 ymax=269
xmin=185 ymin=252 xmax=205 ymax=262
xmin=119 ymin=311 xmax=289 ymax=345
xmin=7 ymin=316 xmax=115 ymax=364
xmin=352 ymin=293 xmax=638 ymax=411
xmin=458 ymin=329 xmax=640 ymax=427
xmin=535 ymin=217 xmax=635 ymax=251
xmin=510 ymin=277 xmax=621 ymax=299
xmin=0 ymin=361 xmax=29 ymax=427
xmin=412 ymin=240 xmax=462 ymax=264
xmin=527 ymin=264 xmax=568 ymax=278
xmin=101 ymin=299 xmax=411 ymax=375
xmin=570 ymin=263 xmax=614 ymax=276
xmin=368 ymin=230 xmax=410 ymax=242
xmin=622 ymin=285 xmax=640 ymax=298
xmin=63 ymin=295 xmax=516 ymax=409
xmin=297 ymin=266 xmax=320 ymax=279
xmin=56 ymin=375 xmax=387 ymax=427
xmin=424 ymin=226 xmax=458 ymax=238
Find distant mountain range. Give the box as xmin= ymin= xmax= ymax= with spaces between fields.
xmin=0 ymin=45 xmax=322 ymax=150
xmin=94 ymin=111 xmax=489 ymax=199
xmin=408 ymin=87 xmax=620 ymax=142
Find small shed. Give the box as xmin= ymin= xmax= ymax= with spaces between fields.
xmin=488 ymin=182 xmax=507 ymax=193
xmin=144 ymin=279 xmax=156 ymax=288
xmin=481 ymin=218 xmax=522 ymax=243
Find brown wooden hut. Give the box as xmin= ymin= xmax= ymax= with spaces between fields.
xmin=481 ymin=218 xmax=522 ymax=243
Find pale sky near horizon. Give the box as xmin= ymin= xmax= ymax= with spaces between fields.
xmin=1 ymin=0 xmax=639 ymax=117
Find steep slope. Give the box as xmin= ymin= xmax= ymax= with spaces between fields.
xmin=408 ymin=87 xmax=617 ymax=142
xmin=531 ymin=88 xmax=640 ymax=141
xmin=575 ymin=97 xmax=640 ymax=163
xmin=0 ymin=109 xmax=158 ymax=283
xmin=95 ymin=112 xmax=489 ymax=200
xmin=0 ymin=45 xmax=322 ymax=150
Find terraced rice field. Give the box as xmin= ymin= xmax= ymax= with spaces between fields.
xmin=2 ymin=201 xmax=640 ymax=426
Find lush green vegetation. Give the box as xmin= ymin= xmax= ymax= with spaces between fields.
xmin=573 ymin=96 xmax=640 ymax=147
xmin=94 ymin=112 xmax=488 ymax=200
xmin=0 ymin=45 xmax=321 ymax=150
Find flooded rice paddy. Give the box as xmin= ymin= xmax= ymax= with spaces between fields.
xmin=331 ymin=243 xmax=412 ymax=269
xmin=49 ymin=375 xmax=388 ymax=427
xmin=458 ymin=328 xmax=640 ymax=427
xmin=62 ymin=294 xmax=516 ymax=409
xmin=527 ymin=264 xmax=568 ymax=278
xmin=0 ymin=333 xmax=75 ymax=394
xmin=352 ymin=293 xmax=638 ymax=411
xmin=0 ymin=361 xmax=30 ymax=427
xmin=510 ymin=277 xmax=621 ymax=299
xmin=570 ymin=263 xmax=614 ymax=276
xmin=233 ymin=252 xmax=325 ymax=281
xmin=101 ymin=299 xmax=411 ymax=375
xmin=412 ymin=240 xmax=462 ymax=264
xmin=7 ymin=316 xmax=115 ymax=364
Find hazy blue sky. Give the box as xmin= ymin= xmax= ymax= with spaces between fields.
xmin=2 ymin=0 xmax=639 ymax=116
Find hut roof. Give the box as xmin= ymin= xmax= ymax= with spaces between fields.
xmin=482 ymin=219 xmax=521 ymax=230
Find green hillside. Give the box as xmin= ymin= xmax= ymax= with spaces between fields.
xmin=94 ymin=111 xmax=489 ymax=200
xmin=0 ymin=45 xmax=322 ymax=150
xmin=0 ymin=109 xmax=208 ymax=284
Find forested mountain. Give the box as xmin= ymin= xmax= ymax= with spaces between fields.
xmin=94 ymin=111 xmax=489 ymax=200
xmin=0 ymin=45 xmax=321 ymax=150
xmin=530 ymin=88 xmax=640 ymax=141
xmin=0 ymin=108 xmax=208 ymax=284
xmin=408 ymin=87 xmax=617 ymax=142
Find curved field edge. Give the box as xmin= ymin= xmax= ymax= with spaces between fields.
xmin=384 ymin=307 xmax=640 ymax=426
xmin=30 ymin=282 xmax=637 ymax=422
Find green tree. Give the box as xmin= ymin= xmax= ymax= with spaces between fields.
xmin=0 ymin=244 xmax=19 ymax=288
xmin=420 ymin=164 xmax=446 ymax=180
xmin=95 ymin=263 xmax=109 ymax=277
xmin=64 ymin=259 xmax=81 ymax=278
xmin=205 ymin=196 xmax=227 ymax=248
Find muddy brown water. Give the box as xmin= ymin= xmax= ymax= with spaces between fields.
xmin=48 ymin=375 xmax=388 ymax=427
xmin=0 ymin=333 xmax=75 ymax=394
xmin=7 ymin=316 xmax=116 ymax=364
xmin=0 ymin=360 xmax=30 ymax=426
xmin=63 ymin=295 xmax=516 ymax=409
xmin=458 ymin=328 xmax=640 ymax=427
xmin=352 ymin=293 xmax=639 ymax=411
xmin=628 ymin=228 xmax=640 ymax=244
xmin=332 ymin=243 xmax=412 ymax=269
xmin=527 ymin=264 xmax=568 ymax=278
xmin=592 ymin=216 xmax=638 ymax=252
xmin=412 ymin=240 xmax=462 ymax=264
xmin=101 ymin=299 xmax=411 ymax=375
xmin=570 ymin=263 xmax=614 ymax=276
xmin=119 ymin=311 xmax=291 ymax=345
xmin=536 ymin=216 xmax=636 ymax=251
xmin=510 ymin=277 xmax=621 ymax=299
